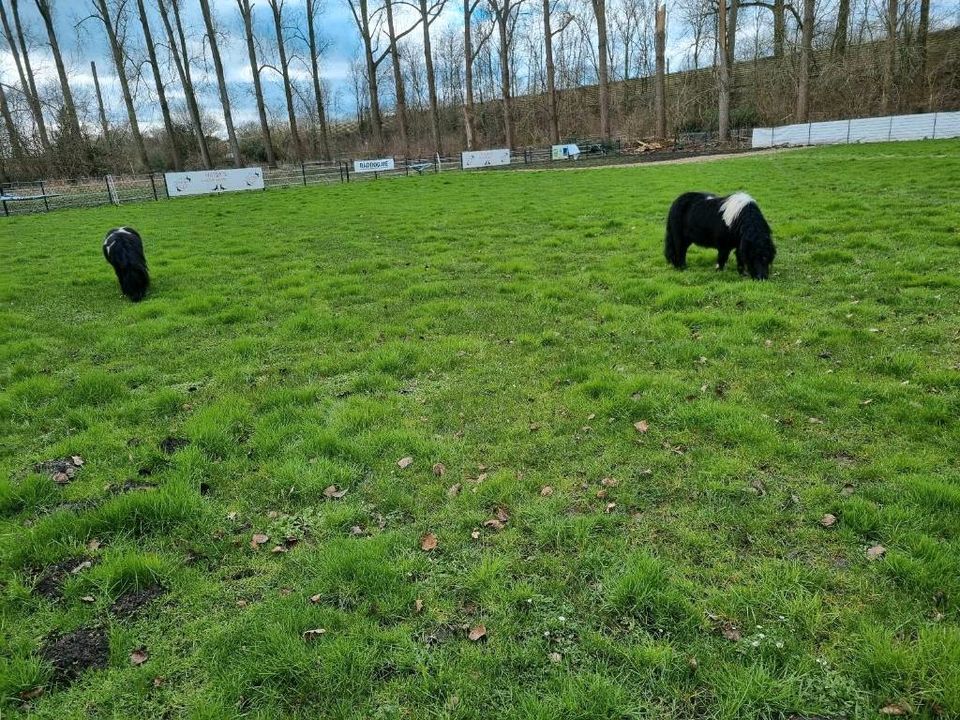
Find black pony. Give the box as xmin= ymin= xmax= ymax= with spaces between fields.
xmin=103 ymin=227 xmax=150 ymax=301
xmin=664 ymin=192 xmax=776 ymax=280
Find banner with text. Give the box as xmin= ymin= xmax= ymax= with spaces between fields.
xmin=165 ymin=168 xmax=264 ymax=197
xmin=461 ymin=148 xmax=511 ymax=169
xmin=354 ymin=158 xmax=395 ymax=173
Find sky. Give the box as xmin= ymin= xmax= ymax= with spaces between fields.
xmin=1 ymin=0 xmax=958 ymax=138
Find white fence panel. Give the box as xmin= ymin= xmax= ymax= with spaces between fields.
xmin=889 ymin=114 xmax=937 ymax=141
xmin=772 ymin=123 xmax=810 ymax=146
xmin=808 ymin=120 xmax=850 ymax=145
xmin=752 ymin=128 xmax=774 ymax=148
xmin=848 ymin=116 xmax=893 ymax=143
xmin=933 ymin=112 xmax=960 ymax=139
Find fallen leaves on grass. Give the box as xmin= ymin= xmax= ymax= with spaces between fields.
xmin=867 ymin=545 xmax=887 ymax=560
xmin=310 ymin=594 xmax=322 ymax=604
xmin=467 ymin=625 xmax=487 ymax=641
xmin=820 ymin=514 xmax=838 ymax=528
xmin=129 ymin=648 xmax=149 ymax=666
xmin=634 ymin=420 xmax=650 ymax=433
xmin=548 ymin=652 xmax=562 ymax=663
xmin=540 ymin=486 xmax=554 ymax=497
xmin=878 ymin=703 xmax=910 ymax=716
xmin=604 ymin=502 xmax=617 ymax=513
xmin=447 ymin=483 xmax=462 ymax=498
xmin=414 ymin=599 xmax=424 ymax=614
xmin=483 ymin=519 xmax=505 ymax=531
xmin=302 ymin=628 xmax=326 ymax=642
xmin=250 ymin=533 xmax=269 ymax=550
xmin=420 ymin=533 xmax=438 ymax=551
xmin=270 ymin=545 xmax=288 ymax=554
xmin=397 ymin=456 xmax=414 ymax=469
xmin=433 ymin=463 xmax=446 ymax=477
xmin=470 ymin=530 xmax=480 ymax=540
xmin=18 ymin=687 xmax=44 ymax=702
xmin=721 ymin=623 xmax=742 ymax=642
xmin=323 ymin=485 xmax=347 ymax=499
xmin=842 ymin=484 xmax=856 ymax=497
xmin=86 ymin=538 xmax=101 ymax=551
xmin=71 ymin=560 xmax=92 ymax=575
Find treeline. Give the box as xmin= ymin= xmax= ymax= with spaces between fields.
xmin=0 ymin=0 xmax=957 ymax=181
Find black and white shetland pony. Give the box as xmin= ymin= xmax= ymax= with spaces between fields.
xmin=664 ymin=192 xmax=776 ymax=280
xmin=103 ymin=227 xmax=150 ymax=301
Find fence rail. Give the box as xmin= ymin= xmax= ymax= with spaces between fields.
xmin=751 ymin=111 xmax=960 ymax=148
xmin=1 ymin=133 xmax=754 ymax=217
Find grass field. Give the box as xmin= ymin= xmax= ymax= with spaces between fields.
xmin=1 ymin=140 xmax=959 ymax=719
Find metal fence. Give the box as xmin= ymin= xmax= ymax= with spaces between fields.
xmin=751 ymin=111 xmax=960 ymax=148
xmin=1 ymin=133 xmax=752 ymax=217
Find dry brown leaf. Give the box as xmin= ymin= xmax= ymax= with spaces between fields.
xmin=447 ymin=483 xmax=462 ymax=498
xmin=129 ymin=648 xmax=149 ymax=666
xmin=310 ymin=593 xmax=323 ymax=604
xmin=420 ymin=533 xmax=438 ymax=551
xmin=634 ymin=420 xmax=650 ymax=433
xmin=323 ymin=485 xmax=347 ymax=499
xmin=529 ymin=422 xmax=541 ymax=432
xmin=595 ymin=489 xmax=608 ymax=499
xmin=302 ymin=628 xmax=326 ymax=642
xmin=474 ymin=472 xmax=488 ymax=483
xmin=226 ymin=511 xmax=238 ymax=521
xmin=820 ymin=514 xmax=838 ymax=528
xmin=414 ymin=598 xmax=424 ymax=614
xmin=250 ymin=533 xmax=269 ymax=549
xmin=483 ymin=518 xmax=505 ymax=531
xmin=687 ymin=656 xmax=699 ymax=671
xmin=587 ymin=413 xmax=596 ymax=420
xmin=540 ymin=486 xmax=554 ymax=497
xmin=548 ymin=652 xmax=562 ymax=663
xmin=267 ymin=510 xmax=280 ymax=519
xmin=721 ymin=623 xmax=741 ymax=642
xmin=604 ymin=502 xmax=617 ymax=513
xmin=764 ymin=339 xmax=773 ymax=348
xmin=397 ymin=456 xmax=414 ymax=469
xmin=18 ymin=687 xmax=44 ymax=701
xmin=841 ymin=484 xmax=856 ymax=497
xmin=279 ymin=587 xmax=292 ymax=596
xmin=80 ymin=595 xmax=96 ymax=603
xmin=601 ymin=477 xmax=619 ymax=487
xmin=71 ymin=560 xmax=92 ymax=574
xmin=270 ymin=545 xmax=288 ymax=554
xmin=53 ymin=472 xmax=70 ymax=485
xmin=867 ymin=544 xmax=887 ymax=560
xmin=809 ymin=417 xmax=824 ymax=424
xmin=71 ymin=456 xmax=84 ymax=467
xmin=470 ymin=529 xmax=481 ymax=540
xmin=468 ymin=625 xmax=487 ymax=641
xmin=878 ymin=703 xmax=910 ymax=716
xmin=236 ymin=599 xmax=248 ymax=608
xmin=152 ymin=676 xmax=165 ymax=688
xmin=495 ymin=507 xmax=509 ymax=523
xmin=86 ymin=538 xmax=102 ymax=551
xmin=433 ymin=463 xmax=447 ymax=477
xmin=349 ymin=525 xmax=365 ymax=536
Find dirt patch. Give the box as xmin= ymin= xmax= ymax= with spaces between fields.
xmin=110 ymin=585 xmax=165 ymax=619
xmin=160 ymin=436 xmax=190 ymax=454
xmin=33 ymin=456 xmax=84 ymax=485
xmin=33 ymin=557 xmax=97 ymax=599
xmin=40 ymin=626 xmax=110 ymax=683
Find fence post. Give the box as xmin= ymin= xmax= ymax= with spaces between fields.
xmin=39 ymin=180 xmax=50 ymax=212
xmin=301 ymin=162 xmax=307 ymax=186
xmin=846 ymin=119 xmax=851 ymax=144
xmin=807 ymin=123 xmax=812 ymax=146
xmin=888 ymin=116 xmax=894 ymax=142
xmin=932 ymin=112 xmax=938 ymax=139
xmin=149 ymin=173 xmax=158 ymax=201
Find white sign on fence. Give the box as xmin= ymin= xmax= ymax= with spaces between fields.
xmin=354 ymin=158 xmax=395 ymax=173
xmin=752 ymin=111 xmax=960 ymax=149
xmin=165 ymin=167 xmax=264 ymax=197
xmin=461 ymin=148 xmax=511 ymax=169
xmin=552 ymin=143 xmax=581 ymax=160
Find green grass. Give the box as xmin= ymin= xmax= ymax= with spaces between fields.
xmin=1 ymin=140 xmax=959 ymax=719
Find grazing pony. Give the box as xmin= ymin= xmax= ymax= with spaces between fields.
xmin=664 ymin=192 xmax=776 ymax=280
xmin=103 ymin=227 xmax=150 ymax=301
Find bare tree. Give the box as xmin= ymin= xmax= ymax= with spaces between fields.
xmin=881 ymin=0 xmax=898 ymax=114
xmin=236 ymin=0 xmax=276 ymax=166
xmin=267 ymin=0 xmax=303 ymax=161
xmin=588 ymin=0 xmax=610 ymax=138
xmin=91 ymin=0 xmax=150 ymax=168
xmin=383 ymin=0 xmax=419 ymax=155
xmin=462 ymin=0 xmax=493 ymax=149
xmin=717 ymin=0 xmax=729 ymax=139
xmin=654 ymin=1 xmax=666 ymax=138
xmin=90 ymin=60 xmax=110 ymax=141
xmin=411 ymin=0 xmax=447 ymax=154
xmin=0 ymin=73 xmax=24 ymax=157
xmin=348 ymin=0 xmax=386 ymax=149
xmin=917 ymin=0 xmax=929 ymax=76
xmin=305 ymin=0 xmax=331 ymax=160
xmin=1 ymin=0 xmax=51 ymax=151
xmin=136 ymin=0 xmax=181 ymax=169
xmin=198 ymin=0 xmax=243 ymax=166
xmin=157 ymin=0 xmax=212 ymax=168
xmin=487 ymin=0 xmax=524 ymax=148
xmin=833 ymin=0 xmax=849 ymax=56
xmin=542 ymin=0 xmax=573 ymax=144
xmin=34 ymin=0 xmax=82 ymax=140
xmin=796 ymin=0 xmax=813 ymax=121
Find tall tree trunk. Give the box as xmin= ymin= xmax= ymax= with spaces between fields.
xmin=306 ymin=0 xmax=331 ymax=160
xmin=268 ymin=0 xmax=303 ymax=161
xmin=591 ymin=0 xmax=611 ymax=138
xmin=491 ymin=0 xmax=515 ymax=148
xmin=90 ymin=60 xmax=110 ymax=141
xmin=349 ymin=0 xmax=384 ymax=151
xmin=654 ymin=2 xmax=666 ymax=139
xmin=199 ymin=0 xmax=242 ymax=167
xmin=384 ymin=0 xmax=409 ymax=155
xmin=773 ymin=0 xmax=785 ymax=57
xmin=2 ymin=0 xmax=51 ymax=152
xmin=881 ymin=0 xmax=898 ymax=114
xmin=796 ymin=0 xmax=813 ymax=122
xmin=94 ymin=0 xmax=150 ymax=169
xmin=543 ymin=0 xmax=559 ymax=144
xmin=726 ymin=0 xmax=737 ymax=69
xmin=917 ymin=0 xmax=929 ymax=76
xmin=717 ymin=0 xmax=730 ymax=140
xmin=34 ymin=0 xmax=82 ymax=140
xmin=0 ymin=75 xmax=24 ymax=158
xmin=420 ymin=0 xmax=443 ymax=155
xmin=137 ymin=0 xmax=181 ymax=169
xmin=158 ymin=0 xmax=212 ymax=168
xmin=463 ymin=0 xmax=476 ymax=149
xmin=237 ymin=0 xmax=276 ymax=167
xmin=834 ymin=0 xmax=849 ymax=56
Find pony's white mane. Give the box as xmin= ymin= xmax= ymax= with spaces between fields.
xmin=720 ymin=192 xmax=755 ymax=227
